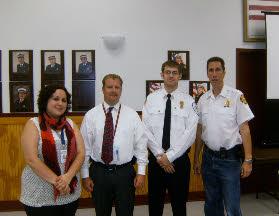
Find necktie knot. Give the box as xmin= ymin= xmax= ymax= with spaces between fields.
xmin=167 ymin=94 xmax=171 ymax=99
xmin=108 ymin=107 xmax=114 ymax=112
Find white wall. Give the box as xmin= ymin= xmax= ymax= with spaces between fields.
xmin=0 ymin=0 xmax=265 ymax=112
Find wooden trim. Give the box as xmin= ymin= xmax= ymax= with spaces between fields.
xmin=0 ymin=192 xmax=205 ymax=212
xmin=0 ymin=111 xmax=142 ymax=118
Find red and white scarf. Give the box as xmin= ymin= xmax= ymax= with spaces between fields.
xmin=39 ymin=113 xmax=77 ymax=201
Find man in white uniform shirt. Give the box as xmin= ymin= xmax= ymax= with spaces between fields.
xmin=81 ymin=74 xmax=148 ymax=216
xmin=143 ymin=60 xmax=198 ymax=216
xmin=194 ymin=57 xmax=254 ymax=216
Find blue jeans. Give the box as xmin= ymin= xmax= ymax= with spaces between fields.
xmin=202 ymin=147 xmax=242 ymax=216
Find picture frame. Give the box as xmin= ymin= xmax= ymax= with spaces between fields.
xmin=72 ymin=50 xmax=95 ymax=80
xmin=72 ymin=80 xmax=95 ymax=112
xmin=41 ymin=80 xmax=64 ymax=89
xmin=243 ymin=0 xmax=279 ymax=42
xmin=0 ymin=83 xmax=2 ymax=113
xmin=0 ymin=50 xmax=1 ymax=81
xmin=146 ymin=80 xmax=164 ymax=97
xmin=9 ymin=50 xmax=33 ymax=81
xmin=9 ymin=82 xmax=34 ymax=113
xmin=41 ymin=50 xmax=64 ymax=81
xmin=168 ymin=50 xmax=190 ymax=80
xmin=189 ymin=81 xmax=210 ymax=103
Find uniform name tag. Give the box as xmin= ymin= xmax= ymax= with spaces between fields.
xmin=60 ymin=149 xmax=67 ymax=164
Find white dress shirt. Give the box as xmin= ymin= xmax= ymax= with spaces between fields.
xmin=198 ymin=85 xmax=254 ymax=151
xmin=80 ymin=102 xmax=148 ymax=178
xmin=143 ymin=88 xmax=199 ymax=162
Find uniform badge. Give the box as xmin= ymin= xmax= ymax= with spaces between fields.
xmin=179 ymin=101 xmax=184 ymax=109
xmin=224 ymin=99 xmax=231 ymax=107
xmin=240 ymin=94 xmax=248 ymax=104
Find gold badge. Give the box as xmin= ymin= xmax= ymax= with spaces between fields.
xmin=180 ymin=101 xmax=184 ymax=109
xmin=224 ymin=99 xmax=231 ymax=107
xmin=240 ymin=94 xmax=248 ymax=104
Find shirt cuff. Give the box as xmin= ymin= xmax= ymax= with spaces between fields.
xmin=137 ymin=164 xmax=146 ymax=175
xmin=81 ymin=167 xmax=89 ymax=179
xmin=166 ymin=150 xmax=176 ymax=163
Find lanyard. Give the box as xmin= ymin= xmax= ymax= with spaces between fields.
xmin=61 ymin=128 xmax=66 ymax=146
xmin=102 ymin=103 xmax=121 ymax=137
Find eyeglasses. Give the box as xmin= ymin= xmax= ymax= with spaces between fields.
xmin=164 ymin=70 xmax=179 ymax=76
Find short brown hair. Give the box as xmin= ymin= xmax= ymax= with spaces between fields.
xmin=207 ymin=56 xmax=225 ymax=72
xmin=102 ymin=74 xmax=123 ymax=88
xmin=161 ymin=60 xmax=180 ymax=73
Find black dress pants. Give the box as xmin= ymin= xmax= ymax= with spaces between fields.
xmin=23 ymin=200 xmax=78 ymax=216
xmin=90 ymin=162 xmax=136 ymax=216
xmin=148 ymin=152 xmax=190 ymax=216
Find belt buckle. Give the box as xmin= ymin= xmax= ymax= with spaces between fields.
xmin=219 ymin=147 xmax=227 ymax=159
xmin=107 ymin=165 xmax=117 ymax=172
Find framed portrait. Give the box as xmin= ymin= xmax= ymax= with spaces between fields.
xmin=244 ymin=0 xmax=279 ymax=42
xmin=9 ymin=50 xmax=33 ymax=81
xmin=146 ymin=80 xmax=164 ymax=97
xmin=189 ymin=81 xmax=210 ymax=103
xmin=41 ymin=50 xmax=64 ymax=81
xmin=0 ymin=50 xmax=1 ymax=81
xmin=9 ymin=82 xmax=34 ymax=113
xmin=168 ymin=50 xmax=190 ymax=80
xmin=72 ymin=80 xmax=95 ymax=112
xmin=41 ymin=80 xmax=64 ymax=89
xmin=72 ymin=50 xmax=95 ymax=80
xmin=0 ymin=82 xmax=2 ymax=113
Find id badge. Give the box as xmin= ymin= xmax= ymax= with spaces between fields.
xmin=60 ymin=149 xmax=67 ymax=164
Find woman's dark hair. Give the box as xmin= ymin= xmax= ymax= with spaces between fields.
xmin=37 ymin=84 xmax=71 ymax=115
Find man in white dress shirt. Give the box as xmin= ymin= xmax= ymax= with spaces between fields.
xmin=143 ymin=60 xmax=198 ymax=216
xmin=193 ymin=56 xmax=254 ymax=216
xmin=81 ymin=74 xmax=148 ymax=216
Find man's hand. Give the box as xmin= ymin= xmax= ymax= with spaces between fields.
xmin=241 ymin=162 xmax=252 ymax=178
xmin=82 ymin=177 xmax=94 ymax=192
xmin=134 ymin=174 xmax=145 ymax=188
xmin=193 ymin=161 xmax=201 ymax=175
xmin=157 ymin=153 xmax=175 ymax=173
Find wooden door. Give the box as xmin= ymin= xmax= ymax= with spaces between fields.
xmin=236 ymin=48 xmax=266 ymax=146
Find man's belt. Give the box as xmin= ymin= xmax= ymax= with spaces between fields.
xmin=204 ymin=145 xmax=242 ymax=159
xmin=92 ymin=160 xmax=132 ymax=171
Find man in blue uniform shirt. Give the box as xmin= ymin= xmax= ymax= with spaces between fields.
xmin=78 ymin=54 xmax=94 ymax=74
xmin=16 ymin=53 xmax=29 ymax=73
xmin=45 ymin=56 xmax=62 ymax=74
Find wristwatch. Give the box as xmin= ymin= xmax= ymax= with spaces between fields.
xmin=244 ymin=158 xmax=253 ymax=164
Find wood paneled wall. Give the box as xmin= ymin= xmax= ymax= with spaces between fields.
xmin=0 ymin=116 xmax=203 ymax=202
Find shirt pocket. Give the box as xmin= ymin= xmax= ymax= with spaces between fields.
xmin=148 ymin=107 xmax=164 ymax=132
xmin=215 ymin=106 xmax=236 ymax=128
xmin=172 ymin=108 xmax=188 ymax=132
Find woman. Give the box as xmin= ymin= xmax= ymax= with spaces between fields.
xmin=20 ymin=84 xmax=85 ymax=216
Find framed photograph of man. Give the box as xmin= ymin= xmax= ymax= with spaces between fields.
xmin=72 ymin=80 xmax=95 ymax=112
xmin=41 ymin=50 xmax=64 ymax=81
xmin=72 ymin=50 xmax=95 ymax=80
xmin=0 ymin=83 xmax=2 ymax=113
xmin=9 ymin=50 xmax=33 ymax=81
xmin=146 ymin=80 xmax=164 ymax=97
xmin=168 ymin=50 xmax=190 ymax=80
xmin=0 ymin=50 xmax=1 ymax=81
xmin=10 ymin=82 xmax=33 ymax=113
xmin=189 ymin=81 xmax=210 ymax=103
